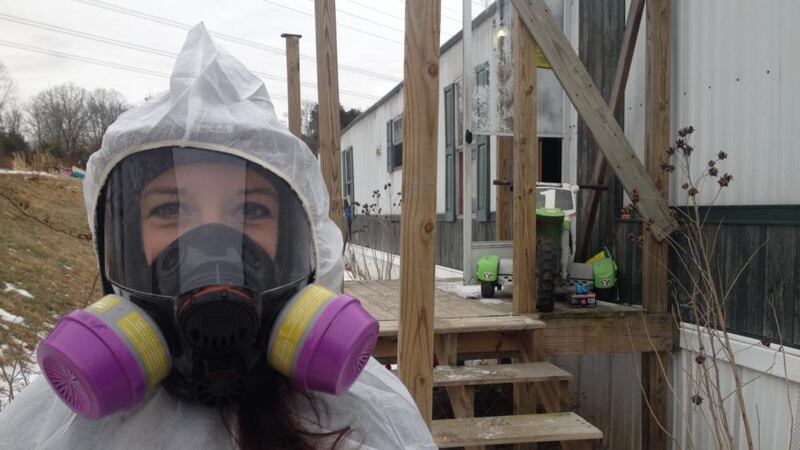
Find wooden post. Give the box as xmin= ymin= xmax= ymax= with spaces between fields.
xmin=314 ymin=0 xmax=346 ymax=237
xmin=397 ymin=0 xmax=441 ymax=426
xmin=281 ymin=33 xmax=302 ymax=139
xmin=512 ymin=11 xmax=539 ymax=450
xmin=576 ymin=0 xmax=645 ymax=261
xmin=512 ymin=11 xmax=538 ymax=316
xmin=642 ymin=0 xmax=671 ymax=449
xmin=496 ymin=136 xmax=513 ymax=240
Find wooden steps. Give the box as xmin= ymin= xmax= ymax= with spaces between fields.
xmin=378 ymin=314 xmax=545 ymax=337
xmin=432 ymin=412 xmax=603 ymax=448
xmin=432 ymin=361 xmax=572 ymax=387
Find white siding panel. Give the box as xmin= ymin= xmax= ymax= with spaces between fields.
xmin=671 ymin=325 xmax=800 ymax=450
xmin=624 ymin=0 xmax=647 ymax=164
xmin=627 ymin=0 xmax=800 ymax=206
xmin=551 ymin=325 xmax=800 ymax=450
xmin=340 ymin=90 xmax=405 ymax=215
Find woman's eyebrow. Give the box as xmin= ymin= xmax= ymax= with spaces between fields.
xmin=141 ymin=188 xmax=185 ymax=198
xmin=240 ymin=187 xmax=277 ymax=198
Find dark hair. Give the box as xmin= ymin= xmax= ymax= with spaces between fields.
xmin=222 ymin=365 xmax=354 ymax=450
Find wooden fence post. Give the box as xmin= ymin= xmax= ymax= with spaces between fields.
xmin=512 ymin=10 xmax=539 ymax=450
xmin=642 ymin=0 xmax=671 ymax=448
xmin=314 ymin=0 xmax=346 ymax=237
xmin=397 ymin=0 xmax=441 ymax=426
xmin=512 ymin=11 xmax=538 ymax=316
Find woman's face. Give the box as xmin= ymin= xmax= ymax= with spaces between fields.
xmin=139 ymin=163 xmax=280 ymax=264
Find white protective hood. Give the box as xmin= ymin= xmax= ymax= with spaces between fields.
xmin=82 ymin=22 xmax=343 ymax=291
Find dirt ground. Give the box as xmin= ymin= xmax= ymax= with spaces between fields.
xmin=0 ymin=173 xmax=101 ymax=406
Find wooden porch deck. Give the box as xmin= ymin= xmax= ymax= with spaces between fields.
xmin=345 ymin=279 xmax=674 ymax=360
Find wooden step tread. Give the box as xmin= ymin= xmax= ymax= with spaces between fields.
xmin=432 ymin=361 xmax=572 ymax=387
xmin=378 ymin=314 xmax=545 ymax=337
xmin=432 ymin=412 xmax=602 ymax=448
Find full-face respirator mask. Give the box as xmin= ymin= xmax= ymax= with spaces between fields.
xmin=37 ymin=148 xmax=378 ymax=419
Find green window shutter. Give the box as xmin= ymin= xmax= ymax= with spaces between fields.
xmin=477 ymin=134 xmax=490 ymax=222
xmin=393 ymin=116 xmax=403 ymax=169
xmin=341 ymin=148 xmax=347 ymax=197
xmin=444 ymin=83 xmax=456 ymax=222
xmin=342 ymin=146 xmax=354 ymax=200
xmin=386 ymin=120 xmax=393 ymax=172
xmin=347 ymin=148 xmax=354 ymax=200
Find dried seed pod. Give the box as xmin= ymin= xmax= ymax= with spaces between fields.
xmin=718 ymin=173 xmax=733 ymax=187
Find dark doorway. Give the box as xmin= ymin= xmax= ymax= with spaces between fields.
xmin=540 ymin=137 xmax=562 ymax=183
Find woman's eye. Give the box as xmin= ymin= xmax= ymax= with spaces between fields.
xmin=240 ymin=202 xmax=271 ymax=219
xmin=149 ymin=202 xmax=184 ymax=219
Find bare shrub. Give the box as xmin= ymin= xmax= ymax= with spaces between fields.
xmin=10 ymin=152 xmax=27 ymax=171
xmin=344 ymin=184 xmax=402 ymax=281
xmin=632 ymin=126 xmax=792 ymax=449
xmin=0 ymin=325 xmax=33 ymax=411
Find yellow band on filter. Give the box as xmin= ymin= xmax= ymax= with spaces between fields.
xmin=87 ymin=295 xmax=120 ymax=314
xmin=270 ymin=285 xmax=333 ymax=376
xmin=116 ymin=311 xmax=171 ymax=387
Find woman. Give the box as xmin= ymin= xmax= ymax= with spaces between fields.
xmin=0 ymin=24 xmax=435 ymax=449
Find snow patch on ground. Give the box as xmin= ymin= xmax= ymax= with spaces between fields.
xmin=0 ymin=308 xmax=24 ymax=324
xmin=3 ymin=282 xmax=34 ymax=299
xmin=0 ymin=169 xmax=58 ymax=177
xmin=344 ymin=244 xmax=464 ymax=281
xmin=344 ymin=245 xmax=513 ymax=301
xmin=437 ymin=281 xmax=483 ymax=299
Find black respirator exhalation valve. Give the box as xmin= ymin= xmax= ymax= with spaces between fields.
xmin=177 ymin=286 xmax=260 ymax=355
xmin=192 ymin=356 xmax=248 ymax=406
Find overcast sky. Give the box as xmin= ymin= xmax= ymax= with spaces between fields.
xmin=0 ymin=0 xmax=488 ymax=124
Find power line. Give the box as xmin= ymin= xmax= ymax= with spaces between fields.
xmin=344 ymin=0 xmax=462 ymax=26
xmin=261 ymin=0 xmax=404 ymax=43
xmin=250 ymin=70 xmax=377 ymax=100
xmin=0 ymin=39 xmax=357 ymax=105
xmin=73 ymin=0 xmax=402 ymax=82
xmin=0 ymin=13 xmax=380 ymax=102
xmin=0 ymin=13 xmax=174 ymax=57
xmin=0 ymin=39 xmax=170 ymax=78
xmin=385 ymin=0 xmax=482 ymax=25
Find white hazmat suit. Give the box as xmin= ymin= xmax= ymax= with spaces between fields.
xmin=0 ymin=23 xmax=435 ymax=450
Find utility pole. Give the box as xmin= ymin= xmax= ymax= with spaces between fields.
xmin=281 ymin=33 xmax=302 ymax=139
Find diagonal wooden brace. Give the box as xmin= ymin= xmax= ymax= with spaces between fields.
xmin=511 ymin=0 xmax=678 ymax=240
